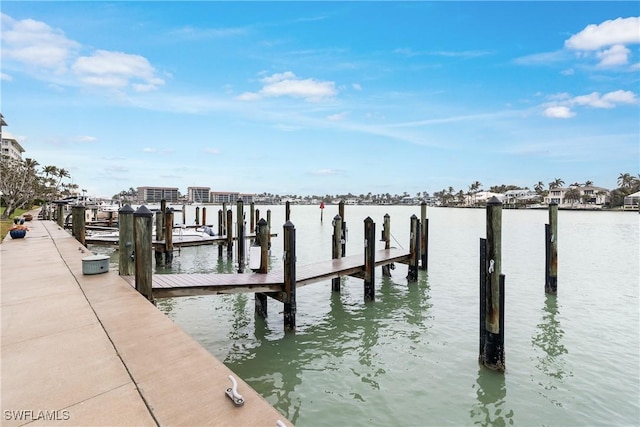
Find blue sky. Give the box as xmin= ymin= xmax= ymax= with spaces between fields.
xmin=1 ymin=2 xmax=638 ymax=198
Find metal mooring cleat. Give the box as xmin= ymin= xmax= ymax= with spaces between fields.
xmin=225 ymin=375 xmax=245 ymax=407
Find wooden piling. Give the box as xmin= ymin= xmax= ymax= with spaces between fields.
xmin=226 ymin=209 xmax=233 ymax=257
xmin=195 ymin=206 xmax=200 ymax=225
xmin=283 ymin=221 xmax=296 ymax=331
xmin=546 ymin=202 xmax=558 ymax=294
xmin=202 ymin=207 xmax=207 ymax=227
xmin=407 ymin=214 xmax=419 ymax=282
xmin=118 ymin=204 xmax=135 ymax=276
xmin=182 ymin=204 xmax=186 ymax=225
xmin=332 ymin=215 xmax=343 ymax=292
xmin=364 ymin=217 xmax=376 ymax=301
xmin=267 ymin=209 xmax=272 ymax=250
xmin=285 ymin=201 xmax=291 ymax=221
xmin=72 ymin=205 xmax=86 ymax=246
xmin=55 ymin=202 xmax=65 ymax=227
xmin=218 ymin=209 xmax=224 ymax=257
xmin=255 ymin=218 xmax=269 ymax=318
xmin=420 ymin=202 xmax=429 ymax=271
xmin=163 ymin=208 xmax=174 ymax=266
xmin=250 ymin=202 xmax=255 ymax=233
xmin=134 ymin=205 xmax=154 ymax=303
xmin=255 ymin=208 xmax=260 ymax=233
xmin=338 ymin=200 xmax=346 ymax=256
xmin=237 ymin=199 xmax=245 ymax=272
xmin=382 ymin=213 xmax=391 ymax=277
xmin=480 ymin=196 xmax=505 ymax=371
xmin=222 ymin=202 xmax=227 ymax=235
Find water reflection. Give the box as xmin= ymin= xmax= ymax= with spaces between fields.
xmin=470 ymin=368 xmax=514 ymax=426
xmin=531 ymin=294 xmax=572 ymax=405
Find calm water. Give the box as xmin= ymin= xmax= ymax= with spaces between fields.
xmin=95 ymin=205 xmax=640 ymax=426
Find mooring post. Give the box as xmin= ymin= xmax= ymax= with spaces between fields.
xmin=72 ymin=204 xmax=86 ymax=246
xmin=546 ymin=202 xmax=558 ymax=294
xmin=55 ymin=202 xmax=65 ymax=227
xmin=222 ymin=202 xmax=227 ymax=235
xmin=255 ymin=218 xmax=269 ymax=318
xmin=195 ymin=206 xmax=200 ymax=226
xmin=237 ymin=199 xmax=245 ymax=273
xmin=332 ymin=214 xmax=343 ymax=292
xmin=154 ymin=211 xmax=163 ymax=265
xmin=255 ymin=208 xmax=260 ymax=234
xmin=134 ymin=205 xmax=154 ymax=303
xmin=364 ymin=217 xmax=376 ymax=301
xmin=118 ymin=204 xmax=135 ymax=276
xmin=407 ymin=214 xmax=420 ymax=282
xmin=420 ymin=202 xmax=429 ymax=271
xmin=285 ymin=201 xmax=291 ymax=221
xmin=250 ymin=202 xmax=255 ymax=233
xmin=283 ymin=221 xmax=297 ymax=331
xmin=382 ymin=213 xmax=391 ymax=277
xmin=226 ymin=209 xmax=233 ymax=257
xmin=267 ymin=209 xmax=272 ymax=250
xmin=164 ymin=208 xmax=174 ymax=266
xmin=480 ymin=196 xmax=505 ymax=371
xmin=202 ymin=207 xmax=207 ymax=227
xmin=339 ymin=200 xmax=347 ymax=256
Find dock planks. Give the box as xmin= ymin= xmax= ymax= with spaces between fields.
xmin=122 ymin=248 xmax=411 ymax=298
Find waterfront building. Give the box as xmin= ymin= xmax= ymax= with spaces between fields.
xmin=623 ymin=191 xmax=640 ymax=210
xmin=137 ymin=186 xmax=179 ymax=204
xmin=545 ymin=186 xmax=609 ymax=208
xmin=1 ymin=130 xmax=25 ymax=161
xmin=187 ymin=186 xmax=211 ymax=203
xmin=503 ymin=189 xmax=541 ymax=207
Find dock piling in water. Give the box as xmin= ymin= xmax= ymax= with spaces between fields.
xmin=546 ymin=202 xmax=558 ymax=294
xmin=332 ymin=214 xmax=343 ymax=292
xmin=218 ymin=209 xmax=224 ymax=257
xmin=364 ymin=217 xmax=376 ymax=301
xmin=163 ymin=208 xmax=174 ymax=266
xmin=382 ymin=213 xmax=391 ymax=277
xmin=339 ymin=201 xmax=346 ymax=256
xmin=254 ymin=218 xmax=269 ymax=318
xmin=407 ymin=214 xmax=419 ymax=282
xmin=237 ymin=199 xmax=245 ymax=273
xmin=283 ymin=221 xmax=297 ymax=331
xmin=479 ymin=196 xmax=505 ymax=371
xmin=226 ymin=209 xmax=233 ymax=257
xmin=420 ymin=202 xmax=429 ymax=271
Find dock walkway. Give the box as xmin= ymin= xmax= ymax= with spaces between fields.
xmin=1 ymin=217 xmax=291 ymax=426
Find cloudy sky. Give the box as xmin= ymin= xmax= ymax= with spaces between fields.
xmin=1 ymin=2 xmax=638 ymax=198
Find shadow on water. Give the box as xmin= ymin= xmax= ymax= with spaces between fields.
xmin=470 ymin=368 xmax=514 ymax=426
xmin=223 ymin=270 xmax=433 ymax=424
xmin=531 ymin=294 xmax=572 ymax=406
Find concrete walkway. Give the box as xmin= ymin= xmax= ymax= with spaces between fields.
xmin=1 ymin=216 xmax=291 ymax=426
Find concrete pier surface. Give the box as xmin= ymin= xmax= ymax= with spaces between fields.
xmin=1 ymin=216 xmax=291 ymax=426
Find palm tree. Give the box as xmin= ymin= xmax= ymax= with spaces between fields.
xmin=534 ymin=181 xmax=545 ymax=194
xmin=549 ymin=178 xmax=564 ymax=189
xmin=618 ymin=173 xmax=633 ymax=188
xmin=564 ymin=188 xmax=581 ymax=205
xmin=584 ymin=180 xmax=593 ymax=187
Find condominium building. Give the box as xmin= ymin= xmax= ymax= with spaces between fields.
xmin=1 ymin=130 xmax=25 ymax=161
xmin=210 ymin=192 xmax=255 ymax=204
xmin=137 ymin=186 xmax=179 ymax=203
xmin=187 ymin=186 xmax=211 ymax=203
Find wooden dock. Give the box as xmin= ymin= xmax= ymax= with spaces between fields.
xmin=85 ymin=232 xmax=275 ymax=248
xmin=122 ymin=248 xmax=410 ymax=298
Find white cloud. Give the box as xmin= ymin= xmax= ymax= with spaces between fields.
xmin=72 ymin=50 xmax=165 ymax=92
xmin=565 ymin=17 xmax=639 ymax=68
xmin=1 ymin=72 xmax=12 ymax=81
xmin=327 ymin=112 xmax=348 ymax=121
xmin=72 ymin=136 xmax=97 ymax=143
xmin=543 ymin=106 xmax=575 ymax=119
xmin=310 ymin=168 xmax=344 ymax=176
xmin=238 ymin=71 xmax=337 ymax=102
xmin=541 ymin=90 xmax=637 ymax=118
xmin=1 ymin=14 xmax=165 ymax=93
xmin=352 ymin=83 xmax=362 ymax=91
xmin=565 ymin=17 xmax=640 ymax=50
xmin=204 ymin=148 xmax=221 ymax=155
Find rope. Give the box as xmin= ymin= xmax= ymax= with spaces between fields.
xmin=390 ymin=232 xmax=404 ymax=250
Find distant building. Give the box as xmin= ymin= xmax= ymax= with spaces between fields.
xmin=210 ymin=192 xmax=255 ymax=204
xmin=137 ymin=186 xmax=179 ymax=203
xmin=623 ymin=191 xmax=640 ymax=210
xmin=187 ymin=186 xmax=211 ymax=203
xmin=1 ymin=130 xmax=25 ymax=161
xmin=545 ymin=186 xmax=609 ymax=207
xmin=503 ymin=189 xmax=540 ymax=206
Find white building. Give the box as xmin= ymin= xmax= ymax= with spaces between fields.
xmin=545 ymin=186 xmax=609 ymax=208
xmin=1 ymin=130 xmax=25 ymax=161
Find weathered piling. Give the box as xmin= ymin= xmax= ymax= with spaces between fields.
xmin=237 ymin=199 xmax=245 ymax=273
xmin=195 ymin=206 xmax=200 ymax=225
xmin=118 ymin=204 xmax=135 ymax=276
xmin=154 ymin=211 xmax=163 ymax=265
xmin=382 ymin=213 xmax=391 ymax=277
xmin=222 ymin=202 xmax=228 ymax=235
xmin=420 ymin=202 xmax=429 ymax=271
xmin=255 ymin=218 xmax=269 ymax=318
xmin=134 ymin=205 xmax=154 ymax=303
xmin=218 ymin=209 xmax=224 ymax=257
xmin=250 ymin=202 xmax=255 ymax=233
xmin=226 ymin=209 xmax=233 ymax=257
xmin=202 ymin=207 xmax=207 ymax=227
xmin=72 ymin=205 xmax=86 ymax=246
xmin=479 ymin=196 xmax=505 ymax=371
xmin=55 ymin=202 xmax=65 ymax=227
xmin=407 ymin=214 xmax=420 ymax=281
xmin=545 ymin=202 xmax=558 ymax=294
xmin=332 ymin=215 xmax=343 ymax=292
xmin=285 ymin=201 xmax=291 ymax=221
xmin=364 ymin=217 xmax=376 ymax=301
xmin=163 ymin=208 xmax=174 ymax=266
xmin=182 ymin=205 xmax=186 ymax=225
xmin=267 ymin=209 xmax=272 ymax=249
xmin=255 ymin=208 xmax=260 ymax=233
xmin=283 ymin=221 xmax=296 ymax=331
xmin=339 ymin=201 xmax=346 ymax=256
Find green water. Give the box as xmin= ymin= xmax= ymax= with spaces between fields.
xmin=100 ymin=206 xmax=639 ymax=426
